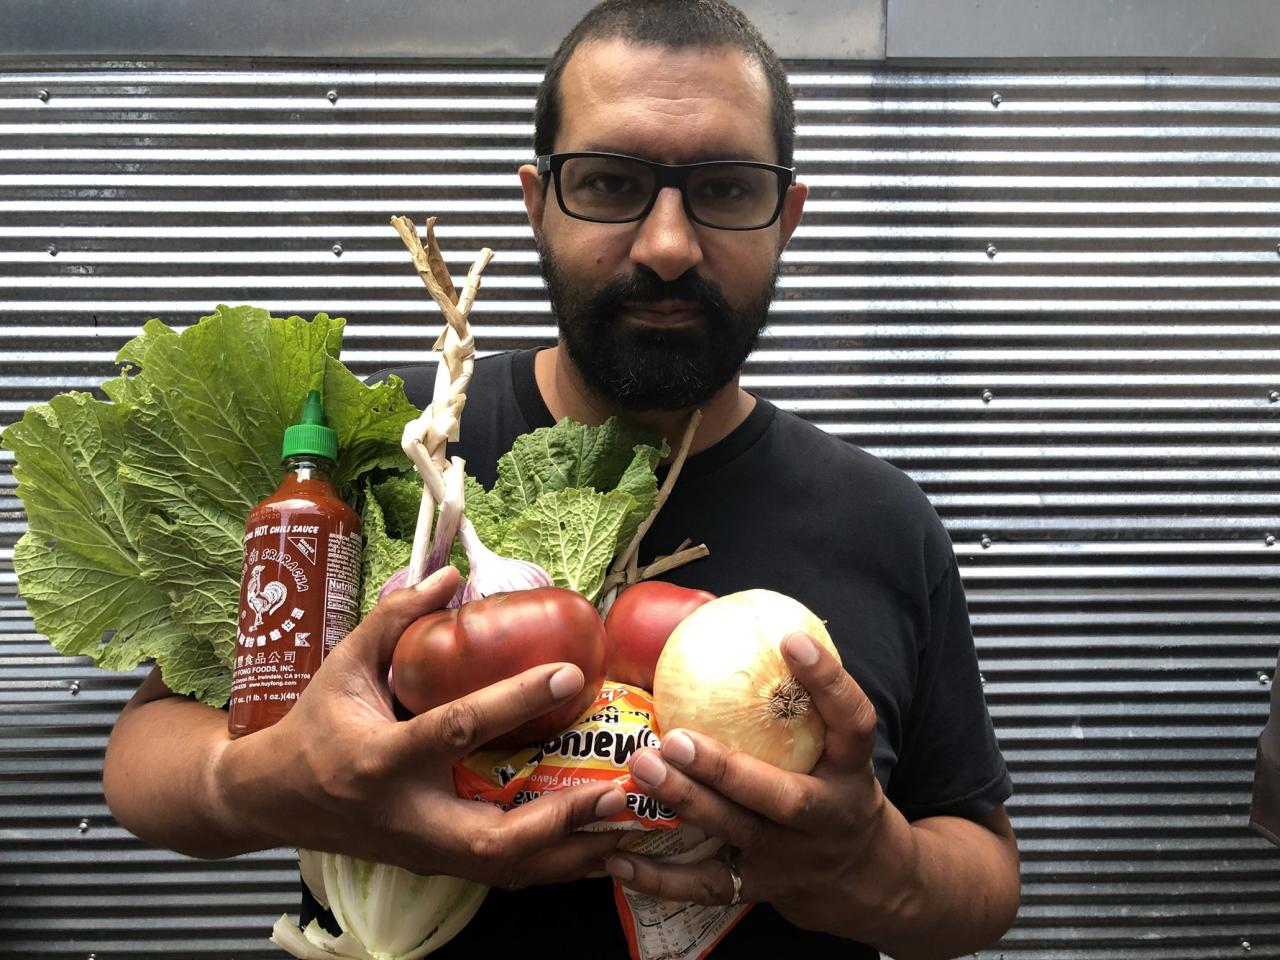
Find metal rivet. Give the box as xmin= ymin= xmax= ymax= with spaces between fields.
xmin=326 ymin=89 xmax=339 ymax=103
xmin=37 ymin=88 xmax=49 ymax=102
xmin=982 ymin=389 xmax=994 ymax=404
xmin=1242 ymin=941 xmax=1252 ymax=953
xmin=47 ymin=243 xmax=58 ymax=257
xmin=331 ymin=242 xmax=343 ymax=257
xmin=1266 ymin=534 xmax=1276 ymax=546
xmin=986 ymin=243 xmax=998 ymax=258
xmin=991 ymin=92 xmax=1002 ymax=107
xmin=979 ymin=673 xmax=987 ymax=686
xmin=980 ymin=535 xmax=992 ymax=549
xmin=1270 ymin=391 xmax=1280 ymax=403
xmin=68 ymin=680 xmax=80 ymax=695
xmin=1259 ymin=673 xmax=1271 ymax=685
xmin=78 ymin=818 xmax=90 ymax=833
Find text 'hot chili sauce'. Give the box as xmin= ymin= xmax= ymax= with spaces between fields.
xmin=228 ymin=389 xmax=361 ymax=736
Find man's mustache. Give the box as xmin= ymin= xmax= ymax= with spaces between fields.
xmin=594 ymin=266 xmax=731 ymax=314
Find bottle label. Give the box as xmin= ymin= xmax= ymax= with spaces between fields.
xmin=230 ymin=516 xmax=361 ymax=726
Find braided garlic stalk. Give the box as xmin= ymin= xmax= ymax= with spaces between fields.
xmin=391 ymin=215 xmax=493 ymax=587
xmin=390 ymin=215 xmax=705 ymax=610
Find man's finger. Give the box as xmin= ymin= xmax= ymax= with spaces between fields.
xmin=782 ymin=632 xmax=877 ymax=771
xmin=395 ymin=661 xmax=587 ymax=761
xmin=628 ymin=745 xmax=769 ymax=851
xmin=650 ymin=729 xmax=836 ymax=834
xmin=606 ymin=852 xmax=748 ymax=908
xmin=460 ymin=781 xmax=629 ymax=884
xmin=492 ymin=827 xmax=624 ymax=888
xmin=339 ymin=566 xmax=461 ymax=672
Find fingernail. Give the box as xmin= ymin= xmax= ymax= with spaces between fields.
xmin=661 ymin=730 xmax=695 ymax=766
xmin=549 ymin=666 xmax=583 ymax=700
xmin=594 ymin=787 xmax=626 ymax=818
xmin=632 ymin=750 xmax=668 ymax=787
xmin=785 ymin=632 xmax=819 ymax=666
xmin=606 ymin=856 xmax=635 ymax=881
xmin=414 ymin=567 xmax=450 ymax=591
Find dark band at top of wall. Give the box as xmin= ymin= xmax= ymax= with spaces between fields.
xmin=0 ymin=0 xmax=885 ymax=60
xmin=4 ymin=0 xmax=1277 ymax=61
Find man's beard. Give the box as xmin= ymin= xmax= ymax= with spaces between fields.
xmin=536 ymin=240 xmax=780 ymax=412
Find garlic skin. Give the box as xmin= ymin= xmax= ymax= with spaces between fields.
xmin=653 ymin=589 xmax=840 ymax=774
xmin=378 ymin=565 xmax=466 ymax=609
xmin=377 ymin=567 xmax=412 ymax=600
xmin=376 ymin=518 xmax=550 ymax=610
xmin=453 ymin=517 xmax=552 ymax=606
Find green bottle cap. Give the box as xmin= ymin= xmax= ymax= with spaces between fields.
xmin=281 ymin=389 xmax=338 ymax=463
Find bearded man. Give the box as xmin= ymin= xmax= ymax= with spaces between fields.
xmin=104 ymin=2 xmax=1020 ymax=957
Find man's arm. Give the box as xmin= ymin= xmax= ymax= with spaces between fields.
xmin=864 ymin=807 xmax=1020 ymax=959
xmin=605 ymin=632 xmax=1020 ymax=960
xmin=103 ymin=667 xmax=263 ymax=858
xmin=102 ymin=567 xmax=627 ymax=887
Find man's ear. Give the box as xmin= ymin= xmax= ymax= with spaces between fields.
xmin=518 ymin=164 xmax=547 ymax=241
xmin=777 ymin=181 xmax=808 ymax=251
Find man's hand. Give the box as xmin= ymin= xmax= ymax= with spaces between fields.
xmin=189 ymin=567 xmax=625 ymax=887
xmin=604 ymin=633 xmax=1020 ymax=957
xmin=604 ymin=632 xmax=909 ymax=930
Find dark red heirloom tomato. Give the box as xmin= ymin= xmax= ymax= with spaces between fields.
xmin=604 ymin=580 xmax=716 ymax=692
xmin=390 ymin=586 xmax=607 ymax=747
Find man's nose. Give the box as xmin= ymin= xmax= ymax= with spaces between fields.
xmin=628 ymin=186 xmax=704 ymax=282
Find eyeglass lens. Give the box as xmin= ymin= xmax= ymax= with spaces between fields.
xmin=558 ymin=155 xmax=781 ymax=228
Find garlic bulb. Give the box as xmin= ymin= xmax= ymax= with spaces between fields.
xmin=376 ymin=518 xmax=551 ymax=611
xmin=454 ymin=516 xmax=553 ymax=606
xmin=271 ymin=852 xmax=487 ymax=960
xmin=653 ymin=589 xmax=839 ymax=774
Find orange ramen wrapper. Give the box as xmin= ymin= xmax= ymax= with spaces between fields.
xmin=452 ymin=680 xmax=752 ymax=960
xmin=453 ymin=680 xmax=680 ymax=831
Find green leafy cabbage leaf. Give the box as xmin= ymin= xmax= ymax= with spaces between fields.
xmin=3 ymin=305 xmax=420 ymax=706
xmin=359 ymin=487 xmax=414 ymax=620
xmin=363 ymin=418 xmax=668 ymax=604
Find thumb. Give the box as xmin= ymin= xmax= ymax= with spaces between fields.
xmin=781 ymin=631 xmax=876 ymax=773
xmin=339 ymin=566 xmax=462 ymax=674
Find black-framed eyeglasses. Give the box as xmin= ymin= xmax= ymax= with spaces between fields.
xmin=536 ymin=152 xmax=795 ymax=231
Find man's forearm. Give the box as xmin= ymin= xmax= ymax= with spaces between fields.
xmin=820 ymin=808 xmax=1021 ymax=960
xmin=102 ymin=672 xmax=268 ymax=859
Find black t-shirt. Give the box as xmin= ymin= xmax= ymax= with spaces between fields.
xmin=304 ymin=348 xmax=1012 ymax=958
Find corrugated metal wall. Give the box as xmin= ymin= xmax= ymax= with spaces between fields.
xmin=2 ymin=59 xmax=1279 ymax=958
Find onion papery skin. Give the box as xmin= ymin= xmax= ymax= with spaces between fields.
xmin=652 ymin=589 xmax=840 ymax=774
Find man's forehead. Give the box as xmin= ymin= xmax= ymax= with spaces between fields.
xmin=555 ymin=38 xmax=774 ymax=161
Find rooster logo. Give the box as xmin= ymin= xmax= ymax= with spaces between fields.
xmin=245 ymin=564 xmax=288 ymax=630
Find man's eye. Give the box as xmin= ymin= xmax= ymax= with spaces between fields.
xmin=583 ymin=173 xmax=642 ymax=195
xmin=695 ymin=178 xmax=751 ymax=202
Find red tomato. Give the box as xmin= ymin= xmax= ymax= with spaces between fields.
xmin=391 ymin=586 xmax=607 ymax=747
xmin=604 ymin=581 xmax=716 ymax=691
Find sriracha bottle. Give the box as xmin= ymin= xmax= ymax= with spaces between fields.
xmin=228 ymin=389 xmax=361 ymax=736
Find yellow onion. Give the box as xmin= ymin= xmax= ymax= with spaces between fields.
xmin=652 ymin=589 xmax=839 ymax=773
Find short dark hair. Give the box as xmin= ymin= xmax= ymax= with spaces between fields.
xmin=533 ymin=0 xmax=795 ymax=168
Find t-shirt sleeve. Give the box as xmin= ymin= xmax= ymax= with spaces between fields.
xmin=886 ymin=556 xmax=1013 ymax=822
